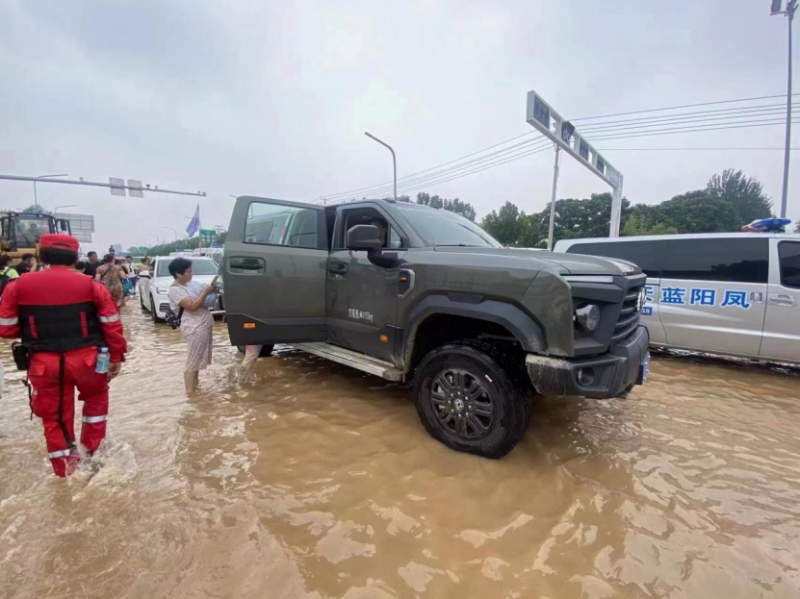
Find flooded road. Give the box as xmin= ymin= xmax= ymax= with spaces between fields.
xmin=2 ymin=308 xmax=800 ymax=598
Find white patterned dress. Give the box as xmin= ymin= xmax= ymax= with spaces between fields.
xmin=168 ymin=283 xmax=214 ymax=372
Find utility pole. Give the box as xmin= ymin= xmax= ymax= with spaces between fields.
xmin=33 ymin=173 xmax=69 ymax=209
xmin=773 ymin=0 xmax=798 ymax=218
xmin=163 ymin=227 xmax=178 ymax=241
xmin=364 ymin=132 xmax=397 ymax=201
xmin=547 ymin=145 xmax=561 ymax=250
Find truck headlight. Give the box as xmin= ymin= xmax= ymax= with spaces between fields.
xmin=575 ymin=304 xmax=600 ymax=331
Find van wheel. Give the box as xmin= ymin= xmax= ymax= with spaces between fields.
xmin=237 ymin=345 xmax=275 ymax=357
xmin=412 ymin=341 xmax=531 ymax=459
xmin=140 ymin=294 xmax=147 ymax=312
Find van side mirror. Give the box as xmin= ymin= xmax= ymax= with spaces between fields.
xmin=346 ymin=225 xmax=382 ymax=250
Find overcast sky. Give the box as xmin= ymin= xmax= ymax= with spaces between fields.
xmin=1 ymin=0 xmax=796 ymax=252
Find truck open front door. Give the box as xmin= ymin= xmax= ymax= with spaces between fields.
xmin=223 ymin=196 xmax=329 ymax=347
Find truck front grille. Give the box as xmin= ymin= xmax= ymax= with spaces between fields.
xmin=612 ymin=284 xmax=643 ymax=343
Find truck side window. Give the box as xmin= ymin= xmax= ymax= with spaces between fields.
xmin=339 ymin=207 xmax=402 ymax=250
xmin=245 ymin=202 xmax=319 ymax=249
xmin=661 ymin=238 xmax=769 ymax=283
xmin=779 ymin=242 xmax=800 ymax=289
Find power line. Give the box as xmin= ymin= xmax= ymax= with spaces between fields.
xmin=579 ymin=104 xmax=799 ymax=134
xmin=389 ymin=121 xmax=798 ymax=196
xmin=319 ymin=93 xmax=800 ymax=201
xmin=598 ymin=147 xmax=800 ymax=151
xmin=571 ymin=93 xmax=800 ymax=122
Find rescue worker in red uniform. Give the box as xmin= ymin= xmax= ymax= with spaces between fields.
xmin=0 ymin=234 xmax=127 ymax=477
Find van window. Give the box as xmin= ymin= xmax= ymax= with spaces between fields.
xmin=244 ymin=202 xmax=320 ymax=249
xmin=566 ymin=240 xmax=662 ymax=277
xmin=661 ymin=238 xmax=768 ymax=283
xmin=778 ymin=242 xmax=800 ymax=289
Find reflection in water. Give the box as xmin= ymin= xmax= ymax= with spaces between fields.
xmin=1 ymin=310 xmax=800 ymax=597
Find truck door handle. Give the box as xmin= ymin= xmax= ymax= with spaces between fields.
xmin=229 ymin=257 xmax=265 ymax=273
xmin=768 ymin=293 xmax=796 ymax=307
xmin=328 ymin=262 xmax=348 ymax=275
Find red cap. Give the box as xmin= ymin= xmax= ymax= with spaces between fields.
xmin=40 ymin=234 xmax=79 ymax=252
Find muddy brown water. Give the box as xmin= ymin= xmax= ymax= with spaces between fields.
xmin=1 ymin=308 xmax=800 ymax=598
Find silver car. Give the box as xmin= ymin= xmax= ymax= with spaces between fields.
xmin=555 ymin=233 xmax=800 ymax=365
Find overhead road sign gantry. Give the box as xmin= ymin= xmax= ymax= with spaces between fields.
xmin=526 ymin=91 xmax=624 ymax=238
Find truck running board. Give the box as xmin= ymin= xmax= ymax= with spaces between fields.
xmin=292 ymin=342 xmax=404 ymax=382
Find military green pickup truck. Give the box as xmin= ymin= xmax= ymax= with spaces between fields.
xmin=223 ymin=197 xmax=649 ymax=458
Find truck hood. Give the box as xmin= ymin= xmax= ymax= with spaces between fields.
xmin=432 ymin=246 xmax=640 ymax=276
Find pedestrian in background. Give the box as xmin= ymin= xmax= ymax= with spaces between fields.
xmin=95 ymin=254 xmax=124 ymax=308
xmin=0 ymin=255 xmax=20 ymax=299
xmin=14 ymin=253 xmax=35 ymax=276
xmin=75 ymin=261 xmax=86 ymax=273
xmin=167 ymin=257 xmax=217 ymax=393
xmin=83 ymin=251 xmax=99 ymax=278
xmin=125 ymin=255 xmax=139 ymax=295
xmin=0 ymin=234 xmax=127 ymax=477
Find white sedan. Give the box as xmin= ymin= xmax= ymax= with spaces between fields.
xmin=139 ymin=256 xmax=223 ymax=322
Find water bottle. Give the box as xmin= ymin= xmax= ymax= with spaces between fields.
xmin=95 ymin=347 xmax=110 ymax=374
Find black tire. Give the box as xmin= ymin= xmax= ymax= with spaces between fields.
xmin=140 ymin=293 xmax=147 ymax=312
xmin=412 ymin=340 xmax=532 ymax=459
xmin=151 ymin=296 xmax=163 ymax=323
xmin=237 ymin=344 xmax=275 ymax=357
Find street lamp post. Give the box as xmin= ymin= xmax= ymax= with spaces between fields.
xmin=163 ymin=227 xmax=178 ymax=243
xmin=364 ymin=132 xmax=397 ymax=201
xmin=54 ymin=204 xmax=78 ymax=213
xmin=33 ymin=173 xmax=69 ymax=209
xmin=773 ymin=0 xmax=798 ymax=219
xmin=148 ymin=234 xmax=161 ymax=246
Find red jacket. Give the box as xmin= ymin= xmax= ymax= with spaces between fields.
xmin=0 ymin=266 xmax=127 ymax=362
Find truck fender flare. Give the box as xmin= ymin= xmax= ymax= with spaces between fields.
xmin=401 ymin=295 xmax=547 ymax=370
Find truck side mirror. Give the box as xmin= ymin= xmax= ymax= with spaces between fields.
xmin=346 ymin=225 xmax=382 ymax=250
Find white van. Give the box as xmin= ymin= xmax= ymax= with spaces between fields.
xmin=555 ymin=233 xmax=800 ymax=365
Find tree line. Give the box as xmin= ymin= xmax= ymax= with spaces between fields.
xmin=391 ymin=169 xmax=780 ymax=246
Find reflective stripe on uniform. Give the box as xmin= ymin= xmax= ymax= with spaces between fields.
xmin=0 ymin=317 xmax=19 ymax=325
xmin=98 ymin=314 xmax=120 ymax=323
xmin=82 ymin=414 xmax=107 ymax=424
xmin=48 ymin=448 xmax=72 ymax=459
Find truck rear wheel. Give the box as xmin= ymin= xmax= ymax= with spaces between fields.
xmin=412 ymin=341 xmax=531 ymax=459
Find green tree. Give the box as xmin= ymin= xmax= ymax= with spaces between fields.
xmin=655 ymin=190 xmax=740 ymax=233
xmin=416 ymin=192 xmax=477 ymax=222
xmin=546 ymin=193 xmax=632 ymax=242
xmin=516 ymin=212 xmax=546 ymax=247
xmin=706 ymin=169 xmax=772 ymax=225
xmin=480 ymin=201 xmax=521 ymax=245
xmin=621 ymin=206 xmax=678 ymax=236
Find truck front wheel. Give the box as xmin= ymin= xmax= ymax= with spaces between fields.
xmin=412 ymin=341 xmax=531 ymax=459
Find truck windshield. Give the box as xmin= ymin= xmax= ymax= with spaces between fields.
xmin=394 ymin=203 xmax=501 ymax=248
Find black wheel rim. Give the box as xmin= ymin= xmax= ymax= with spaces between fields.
xmin=430 ymin=369 xmax=495 ymax=440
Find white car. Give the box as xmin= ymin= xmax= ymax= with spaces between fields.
xmin=139 ymin=256 xmax=223 ymax=322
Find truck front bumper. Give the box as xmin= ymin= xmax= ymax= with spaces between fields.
xmin=525 ymin=326 xmax=650 ymax=399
